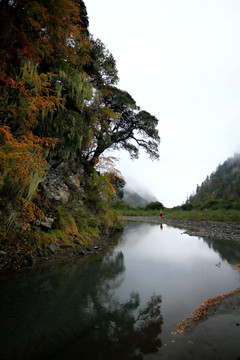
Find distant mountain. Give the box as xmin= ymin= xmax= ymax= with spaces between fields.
xmin=123 ymin=189 xmax=158 ymax=207
xmin=189 ymin=153 xmax=240 ymax=204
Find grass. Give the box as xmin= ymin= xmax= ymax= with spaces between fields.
xmin=165 ymin=208 xmax=240 ymax=224
xmin=26 ymin=203 xmax=123 ymax=254
xmin=116 ymin=207 xmax=240 ymax=224
xmin=116 ymin=208 xmax=160 ymax=217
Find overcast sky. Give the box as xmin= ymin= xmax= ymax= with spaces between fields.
xmin=85 ymin=0 xmax=240 ymax=207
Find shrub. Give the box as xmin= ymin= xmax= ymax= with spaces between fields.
xmin=181 ymin=203 xmax=193 ymax=211
xmin=112 ymin=200 xmax=128 ymax=210
xmin=145 ymin=201 xmax=164 ymax=210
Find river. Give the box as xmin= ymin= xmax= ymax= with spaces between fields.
xmin=1 ymin=221 xmax=240 ymax=359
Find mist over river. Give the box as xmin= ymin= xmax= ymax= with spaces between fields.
xmin=1 ymin=221 xmax=240 ymax=359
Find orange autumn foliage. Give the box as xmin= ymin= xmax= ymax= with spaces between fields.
xmin=0 ymin=126 xmax=56 ymax=185
xmin=25 ymin=0 xmax=91 ymax=66
xmin=0 ymin=0 xmax=91 ymax=233
xmin=1 ymin=63 xmax=64 ymax=131
xmin=0 ymin=126 xmax=57 ymax=230
xmin=96 ymin=156 xmax=122 ymax=178
xmin=15 ymin=197 xmax=44 ymax=230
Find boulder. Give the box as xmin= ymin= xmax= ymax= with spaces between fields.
xmin=40 ymin=217 xmax=54 ymax=230
xmin=49 ymin=243 xmax=57 ymax=254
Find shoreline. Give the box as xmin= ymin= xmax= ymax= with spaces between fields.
xmin=1 ymin=216 xmax=240 ymax=339
xmin=122 ymin=216 xmax=240 ymax=243
xmin=3 ymin=215 xmax=239 ymax=272
xmin=0 ymin=229 xmax=123 ymax=273
xmin=2 ymin=216 xmax=240 ymax=273
xmin=123 ymin=215 xmax=240 ymax=333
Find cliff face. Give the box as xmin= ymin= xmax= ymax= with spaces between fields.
xmin=15 ymin=159 xmax=84 ymax=235
xmin=39 ymin=161 xmax=85 ymax=228
xmin=42 ymin=161 xmax=84 ymax=203
xmin=0 ymin=161 xmax=122 ymax=271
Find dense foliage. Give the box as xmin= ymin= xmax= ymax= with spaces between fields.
xmin=188 ymin=153 xmax=240 ymax=209
xmin=0 ymin=0 xmax=160 ymax=244
xmin=145 ymin=201 xmax=164 ymax=211
xmin=112 ymin=200 xmax=164 ymax=217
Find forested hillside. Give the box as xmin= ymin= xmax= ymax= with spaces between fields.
xmin=0 ymin=0 xmax=160 ymax=267
xmin=189 ymin=153 xmax=240 ymax=207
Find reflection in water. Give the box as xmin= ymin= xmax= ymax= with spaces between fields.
xmin=160 ymin=223 xmax=163 ymax=230
xmin=113 ymin=223 xmax=240 ymax=348
xmin=204 ymin=236 xmax=240 ymax=265
xmin=0 ymin=245 xmax=163 ymax=360
xmin=50 ymin=293 xmax=163 ymax=360
xmin=1 ymin=222 xmax=240 ymax=360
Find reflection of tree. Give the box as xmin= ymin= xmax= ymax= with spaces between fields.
xmin=203 ymin=237 xmax=240 ymax=265
xmin=102 ymin=251 xmax=126 ymax=278
xmin=49 ymin=250 xmax=163 ymax=360
xmin=134 ymin=294 xmax=163 ymax=355
xmin=51 ymin=293 xmax=163 ymax=360
xmin=0 ymin=247 xmax=163 ymax=360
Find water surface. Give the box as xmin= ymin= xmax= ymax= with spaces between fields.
xmin=1 ymin=222 xmax=240 ymax=359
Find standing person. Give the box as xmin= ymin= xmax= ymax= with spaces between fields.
xmin=160 ymin=210 xmax=163 ymax=219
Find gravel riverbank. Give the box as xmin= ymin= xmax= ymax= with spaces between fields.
xmin=121 ymin=216 xmax=240 ymax=243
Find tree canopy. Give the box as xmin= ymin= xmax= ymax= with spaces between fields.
xmin=84 ymin=86 xmax=160 ymax=164
xmin=0 ymin=0 xmax=160 ymax=233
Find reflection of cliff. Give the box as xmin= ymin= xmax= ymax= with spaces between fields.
xmin=203 ymin=237 xmax=240 ymax=265
xmin=0 ymin=248 xmax=163 ymax=360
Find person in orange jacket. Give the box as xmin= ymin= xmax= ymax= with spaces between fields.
xmin=160 ymin=210 xmax=163 ymax=219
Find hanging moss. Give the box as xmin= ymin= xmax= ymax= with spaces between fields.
xmin=27 ymin=172 xmax=42 ymax=200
